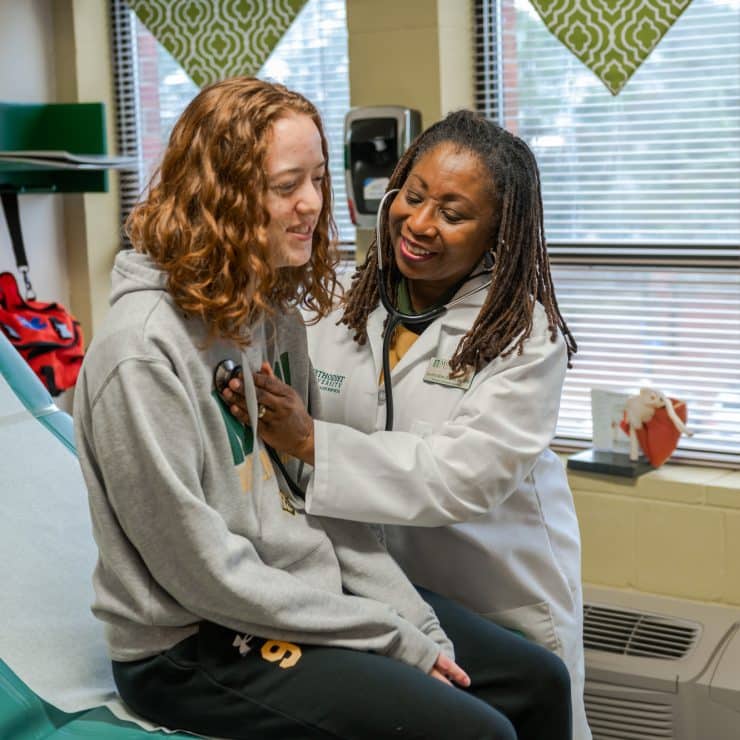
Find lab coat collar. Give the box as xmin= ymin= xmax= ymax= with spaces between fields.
xmin=365 ymin=267 xmax=492 ymax=382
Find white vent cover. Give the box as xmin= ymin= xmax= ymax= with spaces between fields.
xmin=584 ymin=604 xmax=700 ymax=660
xmin=585 ymin=691 xmax=674 ymax=739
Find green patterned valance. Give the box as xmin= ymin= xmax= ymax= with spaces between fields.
xmin=529 ymin=0 xmax=693 ymax=95
xmin=126 ymin=0 xmax=308 ymax=88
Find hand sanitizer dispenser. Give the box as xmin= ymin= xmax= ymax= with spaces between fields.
xmin=344 ymin=106 xmax=422 ymax=229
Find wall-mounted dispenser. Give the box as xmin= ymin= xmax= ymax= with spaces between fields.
xmin=344 ymin=106 xmax=422 ymax=229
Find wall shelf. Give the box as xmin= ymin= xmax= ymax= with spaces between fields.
xmin=0 ymin=102 xmax=110 ymax=193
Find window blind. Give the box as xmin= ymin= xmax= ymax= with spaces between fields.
xmin=553 ymin=266 xmax=740 ymax=464
xmin=474 ymin=0 xmax=740 ymax=464
xmin=474 ymin=0 xmax=740 ymax=256
xmin=110 ymin=0 xmax=143 ymax=246
xmin=259 ymin=0 xmax=353 ymax=246
xmin=110 ymin=0 xmax=353 ymax=250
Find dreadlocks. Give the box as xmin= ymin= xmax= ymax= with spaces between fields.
xmin=340 ymin=109 xmax=576 ymax=372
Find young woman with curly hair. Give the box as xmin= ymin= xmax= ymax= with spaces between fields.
xmin=223 ymin=110 xmax=587 ymax=738
xmin=73 ymin=80 xmax=570 ymax=740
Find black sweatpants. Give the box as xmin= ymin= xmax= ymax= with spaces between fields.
xmin=113 ymin=589 xmax=572 ymax=740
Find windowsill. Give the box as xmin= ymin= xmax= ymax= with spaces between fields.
xmin=561 ymin=453 xmax=740 ymax=509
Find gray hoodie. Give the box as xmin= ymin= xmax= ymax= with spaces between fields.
xmin=73 ymin=250 xmax=452 ymax=673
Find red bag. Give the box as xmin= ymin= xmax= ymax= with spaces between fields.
xmin=0 ymin=271 xmax=83 ymax=395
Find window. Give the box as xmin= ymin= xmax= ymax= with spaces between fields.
xmin=474 ymin=0 xmax=740 ymax=463
xmin=111 ymin=0 xmax=353 ymax=249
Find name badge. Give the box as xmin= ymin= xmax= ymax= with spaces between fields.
xmin=423 ymin=358 xmax=474 ymax=390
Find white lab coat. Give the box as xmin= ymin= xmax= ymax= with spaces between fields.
xmin=306 ymin=272 xmax=590 ymax=740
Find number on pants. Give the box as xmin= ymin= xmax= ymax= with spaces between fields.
xmin=261 ymin=639 xmax=302 ymax=668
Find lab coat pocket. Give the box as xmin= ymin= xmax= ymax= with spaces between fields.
xmin=483 ymin=600 xmax=562 ymax=656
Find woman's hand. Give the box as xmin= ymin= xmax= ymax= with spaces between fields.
xmin=429 ymin=653 xmax=471 ymax=688
xmin=221 ymin=363 xmax=315 ymax=465
xmin=254 ymin=363 xmax=315 ymax=464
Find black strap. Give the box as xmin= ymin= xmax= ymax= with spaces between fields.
xmin=0 ymin=190 xmax=28 ymax=269
xmin=0 ymin=189 xmax=35 ymax=299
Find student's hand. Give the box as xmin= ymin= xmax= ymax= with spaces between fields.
xmin=429 ymin=653 xmax=471 ymax=688
xmin=253 ymin=363 xmax=315 ymax=465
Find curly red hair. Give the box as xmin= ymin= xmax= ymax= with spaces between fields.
xmin=126 ymin=77 xmax=339 ymax=343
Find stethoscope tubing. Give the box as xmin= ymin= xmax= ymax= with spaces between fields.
xmin=213 ymin=186 xmax=495 ymax=496
xmin=374 ymin=188 xmax=493 ymax=431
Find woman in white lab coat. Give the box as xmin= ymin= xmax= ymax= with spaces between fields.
xmin=224 ymin=109 xmax=589 ymax=739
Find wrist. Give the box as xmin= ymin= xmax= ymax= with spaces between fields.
xmin=292 ymin=421 xmax=315 ymax=466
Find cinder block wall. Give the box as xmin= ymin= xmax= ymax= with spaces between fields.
xmin=569 ymin=465 xmax=740 ymax=606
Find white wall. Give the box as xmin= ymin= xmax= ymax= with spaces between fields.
xmin=0 ymin=0 xmax=70 ymax=308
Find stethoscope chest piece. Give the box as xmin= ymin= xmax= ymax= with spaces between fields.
xmin=214 ymin=359 xmax=241 ymax=394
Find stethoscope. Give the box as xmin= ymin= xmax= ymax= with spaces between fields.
xmin=214 ymin=359 xmax=307 ymax=501
xmin=212 ymin=188 xmax=495 ymax=499
xmin=375 ymin=188 xmax=494 ymax=431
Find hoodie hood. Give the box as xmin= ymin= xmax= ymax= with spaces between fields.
xmin=110 ymin=250 xmax=168 ymax=307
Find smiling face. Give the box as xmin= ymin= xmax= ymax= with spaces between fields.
xmin=388 ymin=142 xmax=498 ymax=311
xmin=264 ymin=113 xmax=326 ymax=268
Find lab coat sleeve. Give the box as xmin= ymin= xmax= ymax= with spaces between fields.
xmin=84 ymin=359 xmax=441 ymax=672
xmin=306 ymin=323 xmax=567 ymax=526
xmin=318 ymin=516 xmax=455 ymax=659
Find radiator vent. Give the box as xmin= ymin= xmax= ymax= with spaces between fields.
xmin=585 ymin=692 xmax=674 ymax=739
xmin=584 ymin=604 xmax=699 ymax=660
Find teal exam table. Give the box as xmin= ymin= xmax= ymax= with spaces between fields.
xmin=0 ymin=331 xmax=193 ymax=739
